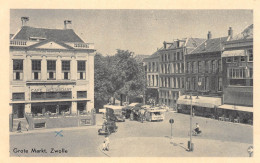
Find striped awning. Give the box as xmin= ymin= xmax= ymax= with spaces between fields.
xmin=177 ymin=96 xmax=222 ymax=108
xmin=218 ymin=104 xmax=253 ymax=113
xmin=222 ymin=50 xmax=246 ymax=57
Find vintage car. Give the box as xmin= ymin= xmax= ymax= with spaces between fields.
xmin=123 ymin=103 xmax=142 ymax=119
xmin=98 ymin=121 xmax=118 ymax=135
xmin=104 ymin=105 xmax=125 ymax=122
xmin=145 ymin=108 xmax=166 ymax=122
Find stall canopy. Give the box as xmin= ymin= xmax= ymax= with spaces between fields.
xmin=222 ymin=50 xmax=246 ymax=57
xmin=177 ymin=96 xmax=222 ymax=108
xmin=218 ymin=104 xmax=253 ymax=113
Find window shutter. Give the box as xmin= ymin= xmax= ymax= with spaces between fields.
xmin=54 ymin=72 xmax=56 ymax=79
xmin=13 ymin=73 xmax=16 ymax=80
xmin=62 ymin=72 xmax=64 ymax=79
xmin=32 ymin=72 xmax=34 ymax=79
xmin=47 ymin=72 xmax=50 ymax=79
xmin=83 ymin=72 xmax=86 ymax=79
xmin=39 ymin=72 xmax=41 ymax=79
xmin=68 ymin=72 xmax=71 ymax=79
xmin=77 ymin=72 xmax=80 ymax=79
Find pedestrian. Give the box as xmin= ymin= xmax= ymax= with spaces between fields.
xmin=105 ymin=135 xmax=110 ymax=151
xmin=26 ymin=123 xmax=29 ymax=131
xmin=17 ymin=121 xmax=22 ymax=133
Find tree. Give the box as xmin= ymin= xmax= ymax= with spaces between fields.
xmin=94 ymin=50 xmax=146 ymax=109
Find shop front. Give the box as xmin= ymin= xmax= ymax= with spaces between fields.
xmin=31 ymin=102 xmax=72 ymax=115
xmin=12 ymin=103 xmax=25 ymax=118
xmin=176 ymin=95 xmax=222 ymax=118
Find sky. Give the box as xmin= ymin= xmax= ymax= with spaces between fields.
xmin=10 ymin=9 xmax=253 ymax=55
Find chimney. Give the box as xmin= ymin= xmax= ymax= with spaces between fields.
xmin=64 ymin=20 xmax=72 ymax=29
xmin=228 ymin=27 xmax=233 ymax=38
xmin=176 ymin=40 xmax=180 ymax=48
xmin=21 ymin=17 xmax=29 ymax=26
xmin=207 ymin=31 xmax=212 ymax=39
xmin=163 ymin=41 xmax=167 ymax=49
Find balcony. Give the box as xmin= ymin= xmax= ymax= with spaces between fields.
xmin=66 ymin=42 xmax=94 ymax=50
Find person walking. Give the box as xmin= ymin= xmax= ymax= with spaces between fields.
xmin=105 ymin=135 xmax=110 ymax=151
xmin=17 ymin=121 xmax=22 ymax=133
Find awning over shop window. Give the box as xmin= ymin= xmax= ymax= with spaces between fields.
xmin=222 ymin=50 xmax=246 ymax=57
xmin=177 ymin=96 xmax=222 ymax=108
xmin=218 ymin=104 xmax=253 ymax=113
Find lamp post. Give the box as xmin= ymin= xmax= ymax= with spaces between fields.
xmin=185 ymin=94 xmax=193 ymax=151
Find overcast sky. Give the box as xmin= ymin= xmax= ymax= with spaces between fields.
xmin=10 ymin=9 xmax=253 ymax=55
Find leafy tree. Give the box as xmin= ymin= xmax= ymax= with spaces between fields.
xmin=94 ymin=50 xmax=146 ymax=109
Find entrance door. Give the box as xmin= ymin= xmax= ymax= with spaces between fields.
xmin=77 ymin=102 xmax=86 ymax=113
xmin=13 ymin=104 xmax=25 ymax=118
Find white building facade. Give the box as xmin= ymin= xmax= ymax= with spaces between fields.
xmin=10 ymin=18 xmax=95 ymax=119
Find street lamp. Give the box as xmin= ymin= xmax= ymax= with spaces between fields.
xmin=185 ymin=94 xmax=193 ymax=151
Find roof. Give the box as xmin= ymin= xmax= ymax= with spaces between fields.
xmin=230 ymin=24 xmax=253 ymax=41
xmin=189 ymin=37 xmax=228 ymax=54
xmin=10 ymin=34 xmax=14 ymax=39
xmin=104 ymin=105 xmax=124 ymax=110
xmin=134 ymin=54 xmax=149 ymax=63
xmin=12 ymin=26 xmax=84 ymax=43
xmin=143 ymin=50 xmax=160 ymax=61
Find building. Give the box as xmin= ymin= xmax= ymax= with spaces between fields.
xmin=143 ymin=50 xmax=160 ymax=104
xmin=158 ymin=38 xmax=205 ymax=110
xmin=177 ymin=29 xmax=230 ymax=117
xmin=219 ymin=25 xmax=253 ymax=124
xmin=10 ymin=17 xmax=95 ymax=130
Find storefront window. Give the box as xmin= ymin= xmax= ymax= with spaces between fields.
xmin=13 ymin=60 xmax=23 ymax=80
xmin=12 ymin=93 xmax=25 ymax=101
xmin=31 ymin=92 xmax=45 ymax=100
xmin=60 ymin=91 xmax=72 ymax=99
xmin=249 ymin=68 xmax=253 ymax=78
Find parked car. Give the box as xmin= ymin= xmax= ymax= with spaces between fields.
xmin=98 ymin=121 xmax=118 ymax=135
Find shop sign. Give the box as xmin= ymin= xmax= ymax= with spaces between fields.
xmin=31 ymin=86 xmax=72 ymax=92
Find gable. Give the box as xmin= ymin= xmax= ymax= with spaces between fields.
xmin=35 ymin=41 xmax=67 ymax=49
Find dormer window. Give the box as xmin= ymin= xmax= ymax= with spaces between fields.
xmin=29 ymin=37 xmax=46 ymax=41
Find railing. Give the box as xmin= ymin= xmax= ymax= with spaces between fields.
xmin=10 ymin=40 xmax=38 ymax=47
xmin=66 ymin=42 xmax=94 ymax=49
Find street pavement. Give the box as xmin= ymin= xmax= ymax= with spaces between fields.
xmin=9 ymin=112 xmax=253 ymax=157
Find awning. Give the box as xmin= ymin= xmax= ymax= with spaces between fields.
xmin=218 ymin=104 xmax=253 ymax=113
xmin=177 ymin=96 xmax=222 ymax=108
xmin=222 ymin=50 xmax=246 ymax=57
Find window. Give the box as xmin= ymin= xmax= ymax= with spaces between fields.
xmin=218 ymin=59 xmax=222 ymax=72
xmin=205 ymin=77 xmax=209 ymax=90
xmin=62 ymin=61 xmax=70 ymax=80
xmin=180 ymin=52 xmax=183 ymax=60
xmin=249 ymin=68 xmax=253 ymax=78
xmin=218 ymin=77 xmax=222 ymax=91
xmin=186 ymin=78 xmax=190 ymax=90
xmin=198 ymin=61 xmax=202 ymax=73
xmin=228 ymin=68 xmax=246 ymax=79
xmin=174 ymin=53 xmax=176 ymax=61
xmin=177 ymin=52 xmax=180 ymax=60
xmin=13 ymin=60 xmax=23 ymax=80
xmin=77 ymin=91 xmax=87 ymax=98
xmin=192 ymin=61 xmax=197 ymax=73
xmin=161 ymin=55 xmax=164 ymax=62
xmin=248 ymin=49 xmax=253 ymax=62
xmin=148 ymin=63 xmax=151 ymax=72
xmin=226 ymin=57 xmax=232 ymax=63
xmin=60 ymin=92 xmax=72 ymax=99
xmin=208 ymin=60 xmax=212 ymax=73
xmin=212 ymin=60 xmax=217 ymax=73
xmin=32 ymin=60 xmax=41 ymax=80
xmin=47 ymin=60 xmax=56 ymax=80
xmin=241 ymin=56 xmax=246 ymax=62
xmin=12 ymin=93 xmax=25 ymax=101
xmin=77 ymin=61 xmax=86 ymax=80
xmin=233 ymin=57 xmax=239 ymax=63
